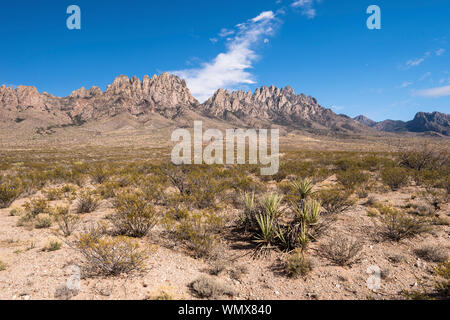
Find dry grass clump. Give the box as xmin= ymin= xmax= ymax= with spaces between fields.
xmin=43 ymin=240 xmax=62 ymax=252
xmin=74 ymin=229 xmax=148 ymax=276
xmin=377 ymin=208 xmax=430 ymax=241
xmin=285 ymin=249 xmax=314 ymax=278
xmin=34 ymin=214 xmax=52 ymax=229
xmin=0 ymin=260 xmax=7 ymax=271
xmin=111 ymin=190 xmax=159 ymax=238
xmin=414 ymin=245 xmax=448 ymax=263
xmin=75 ymin=191 xmax=100 ymax=214
xmin=189 ymin=275 xmax=235 ymax=299
xmin=319 ymin=236 xmax=363 ymax=267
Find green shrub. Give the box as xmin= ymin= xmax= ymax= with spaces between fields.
xmin=175 ymin=210 xmax=223 ymax=258
xmin=316 ymin=188 xmax=354 ymax=214
xmin=0 ymin=180 xmax=22 ymax=209
xmin=381 ymin=167 xmax=409 ymax=190
xmin=23 ymin=198 xmax=49 ymax=216
xmin=55 ymin=207 xmax=80 ymax=237
xmin=112 ymin=190 xmax=158 ymax=238
xmin=0 ymin=261 xmax=7 ymax=271
xmin=336 ymin=169 xmax=369 ymax=190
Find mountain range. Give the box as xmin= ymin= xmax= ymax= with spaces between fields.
xmin=1 ymin=73 xmax=448 ymax=137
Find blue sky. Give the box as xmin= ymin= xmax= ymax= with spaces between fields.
xmin=0 ymin=0 xmax=449 ymax=121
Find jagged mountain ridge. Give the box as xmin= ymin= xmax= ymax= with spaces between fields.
xmin=354 ymin=112 xmax=450 ymax=136
xmin=1 ymin=73 xmax=447 ymax=137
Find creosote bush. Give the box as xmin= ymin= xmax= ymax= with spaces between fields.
xmin=316 ymin=188 xmax=354 ymax=215
xmin=0 ymin=180 xmax=22 ymax=209
xmin=75 ymin=231 xmax=148 ymax=276
xmin=414 ymin=245 xmax=448 ymax=263
xmin=55 ymin=206 xmax=80 ymax=237
xmin=112 ymin=190 xmax=158 ymax=238
xmin=75 ymin=191 xmax=100 ymax=214
xmin=336 ymin=169 xmax=369 ymax=190
xmin=381 ymin=167 xmax=409 ymax=191
xmin=24 ymin=198 xmax=49 ymax=216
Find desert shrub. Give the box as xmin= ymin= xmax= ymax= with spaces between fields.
xmin=0 ymin=180 xmax=23 ymax=208
xmin=253 ymin=194 xmax=284 ymax=250
xmin=43 ymin=187 xmax=63 ymax=201
xmin=111 ymin=190 xmax=158 ymax=238
xmin=378 ymin=210 xmax=430 ymax=241
xmin=75 ymin=191 xmax=100 ymax=214
xmin=381 ymin=167 xmax=409 ymax=190
xmin=336 ymin=169 xmax=370 ymax=190
xmin=75 ymin=232 xmax=148 ymax=276
xmin=404 ymin=262 xmax=450 ymax=300
xmin=35 ymin=214 xmax=52 ymax=229
xmin=23 ymin=198 xmax=49 ymax=216
xmin=399 ymin=147 xmax=448 ymax=171
xmin=174 ymin=210 xmax=223 ymax=258
xmin=229 ymin=265 xmax=248 ymax=280
xmin=189 ymin=276 xmax=235 ymax=298
xmin=55 ymin=207 xmax=80 ymax=237
xmin=89 ymin=165 xmax=112 ymax=184
xmin=316 ymin=188 xmax=354 ymax=215
xmin=209 ymin=260 xmax=228 ymax=276
xmin=320 ymin=236 xmax=363 ymax=267
xmin=414 ymin=245 xmax=448 ymax=263
xmin=285 ymin=249 xmax=314 ymax=278
xmin=0 ymin=261 xmax=7 ymax=271
xmin=96 ymin=181 xmax=120 ymax=199
xmin=43 ymin=240 xmax=62 ymax=252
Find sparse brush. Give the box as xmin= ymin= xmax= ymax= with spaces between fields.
xmin=24 ymin=198 xmax=49 ymax=216
xmin=34 ymin=214 xmax=52 ymax=229
xmin=229 ymin=265 xmax=248 ymax=280
xmin=111 ymin=190 xmax=159 ymax=238
xmin=90 ymin=165 xmax=111 ymax=184
xmin=175 ymin=210 xmax=223 ymax=258
xmin=414 ymin=245 xmax=448 ymax=263
xmin=381 ymin=167 xmax=409 ymax=191
xmin=55 ymin=207 xmax=80 ymax=237
xmin=43 ymin=240 xmax=62 ymax=252
xmin=0 ymin=180 xmax=22 ymax=209
xmin=320 ymin=236 xmax=363 ymax=267
xmin=75 ymin=191 xmax=100 ymax=214
xmin=378 ymin=209 xmax=430 ymax=241
xmin=75 ymin=232 xmax=148 ymax=276
xmin=286 ymin=249 xmax=314 ymax=278
xmin=336 ymin=169 xmax=369 ymax=190
xmin=316 ymin=188 xmax=354 ymax=215
xmin=0 ymin=261 xmax=7 ymax=271
xmin=189 ymin=276 xmax=235 ymax=299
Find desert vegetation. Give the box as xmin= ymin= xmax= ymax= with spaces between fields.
xmin=0 ymin=143 xmax=448 ymax=300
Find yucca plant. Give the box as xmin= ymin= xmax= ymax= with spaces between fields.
xmin=254 ymin=211 xmax=277 ymax=249
xmin=261 ymin=193 xmax=283 ymax=219
xmin=239 ymin=192 xmax=256 ymax=229
xmin=291 ymin=178 xmax=314 ymax=200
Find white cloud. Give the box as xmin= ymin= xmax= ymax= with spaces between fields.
xmin=173 ymin=11 xmax=278 ymax=102
xmin=436 ymin=48 xmax=445 ymax=56
xmin=400 ymin=81 xmax=413 ymax=88
xmin=291 ymin=0 xmax=320 ymax=19
xmin=406 ymin=57 xmax=425 ymax=68
xmin=415 ymin=85 xmax=450 ymax=98
xmin=219 ymin=28 xmax=235 ymax=38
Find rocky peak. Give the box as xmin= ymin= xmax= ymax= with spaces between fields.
xmin=353 ymin=115 xmax=377 ymax=127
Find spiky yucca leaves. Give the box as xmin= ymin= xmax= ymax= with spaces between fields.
xmin=253 ymin=193 xmax=284 ymax=253
xmin=239 ymin=192 xmax=256 ymax=229
xmin=261 ymin=193 xmax=284 ymax=219
xmin=291 ymin=178 xmax=314 ymax=200
xmin=278 ymin=199 xmax=323 ymax=252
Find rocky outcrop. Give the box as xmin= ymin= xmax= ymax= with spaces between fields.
xmin=353 ymin=115 xmax=377 ymax=127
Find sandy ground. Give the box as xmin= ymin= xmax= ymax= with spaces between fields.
xmin=1 ymin=184 xmax=448 ymax=300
